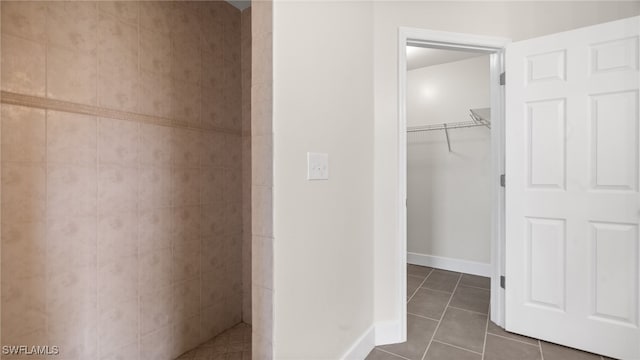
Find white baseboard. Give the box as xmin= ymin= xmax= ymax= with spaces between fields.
xmin=340 ymin=324 xmax=375 ymax=360
xmin=345 ymin=255 xmax=490 ymax=360
xmin=408 ymin=252 xmax=492 ymax=277
xmin=340 ymin=319 xmax=410 ymax=360
xmin=374 ymin=320 xmax=404 ymax=346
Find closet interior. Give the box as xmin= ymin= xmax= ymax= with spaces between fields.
xmin=406 ymin=46 xmax=493 ymax=270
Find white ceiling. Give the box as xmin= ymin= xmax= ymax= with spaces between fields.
xmin=407 ymin=46 xmax=486 ymax=71
xmin=226 ymin=0 xmax=251 ymax=11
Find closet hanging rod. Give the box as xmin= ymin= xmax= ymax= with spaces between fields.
xmin=407 ymin=120 xmax=487 ymax=133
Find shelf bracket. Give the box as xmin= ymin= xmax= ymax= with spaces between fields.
xmin=443 ymin=123 xmax=452 ymax=152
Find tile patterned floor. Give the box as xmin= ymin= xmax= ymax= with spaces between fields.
xmin=366 ymin=265 xmax=615 ymax=360
xmin=175 ymin=323 xmax=251 ymax=360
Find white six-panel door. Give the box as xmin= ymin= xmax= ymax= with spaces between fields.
xmin=505 ymin=16 xmax=640 ymax=359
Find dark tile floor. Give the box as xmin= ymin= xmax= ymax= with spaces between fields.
xmin=175 ymin=323 xmax=251 ymax=360
xmin=366 ymin=265 xmax=614 ymax=360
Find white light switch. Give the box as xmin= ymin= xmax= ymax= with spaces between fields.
xmin=307 ymin=152 xmax=329 ymax=180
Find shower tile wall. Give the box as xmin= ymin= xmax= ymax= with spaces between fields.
xmin=241 ymin=7 xmax=253 ymax=325
xmin=251 ymin=1 xmax=274 ymax=358
xmin=0 ymin=2 xmax=248 ymax=360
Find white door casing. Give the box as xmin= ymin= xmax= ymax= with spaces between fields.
xmin=505 ymin=16 xmax=640 ymax=360
xmin=394 ymin=27 xmax=510 ymax=346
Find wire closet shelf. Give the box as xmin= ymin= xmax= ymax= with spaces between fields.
xmin=407 ymin=108 xmax=491 ymax=152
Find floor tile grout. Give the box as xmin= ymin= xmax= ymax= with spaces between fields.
xmin=176 ymin=323 xmax=252 ymax=360
xmin=375 ymin=266 xmax=613 ymax=360
xmin=376 ymin=347 xmax=412 ymax=360
xmin=407 ymin=269 xmax=433 ymax=303
xmin=418 ymin=286 xmax=454 ymax=295
xmin=406 ymin=312 xmax=441 ymax=322
xmin=481 ymin=305 xmax=490 ymax=360
xmin=408 ymin=274 xmax=428 ymax=279
xmin=432 ymin=339 xmax=484 ymax=356
xmin=485 ymin=332 xmax=540 ymax=348
xmin=405 ymin=267 xmax=537 ymax=360
xmin=419 ymin=273 xmax=462 ymax=360
xmin=538 ymin=334 xmax=545 ymax=360
xmin=457 ymin=283 xmax=491 ymax=291
xmin=447 ymin=305 xmax=489 ymax=316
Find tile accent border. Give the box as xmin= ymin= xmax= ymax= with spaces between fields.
xmin=0 ymin=91 xmax=242 ymax=136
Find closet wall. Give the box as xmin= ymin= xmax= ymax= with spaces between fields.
xmin=407 ymin=55 xmax=492 ymax=267
xmin=0 ymin=2 xmax=250 ymax=359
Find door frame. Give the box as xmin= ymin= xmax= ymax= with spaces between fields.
xmin=397 ymin=27 xmax=511 ymax=333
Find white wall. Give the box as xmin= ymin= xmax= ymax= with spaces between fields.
xmin=373 ymin=0 xmax=640 ymax=339
xmin=407 ymin=56 xmax=489 ymax=127
xmin=407 ymin=56 xmax=492 ymax=265
xmin=272 ymin=1 xmax=374 ymax=358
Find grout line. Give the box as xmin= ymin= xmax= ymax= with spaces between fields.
xmin=95 ymin=6 xmax=100 ymax=358
xmin=400 ymin=267 xmax=611 ymax=360
xmin=44 ymin=11 xmax=49 ymax=99
xmin=375 ymin=348 xmax=412 ymax=360
xmin=95 ymin=91 xmax=100 ymax=359
xmin=43 ymin=0 xmax=50 ymax=349
xmin=425 ymin=269 xmax=434 ymax=279
xmin=136 ymin=3 xmax=142 ymax=359
xmin=481 ymin=302 xmax=490 ymax=360
xmin=407 ymin=273 xmax=428 ymax=280
xmin=95 ymin=2 xmax=99 ymax=109
xmin=418 ymin=286 xmax=454 ymax=296
xmin=0 ymin=91 xmax=242 ymax=137
xmin=407 ymin=312 xmax=441 ymax=323
xmin=407 ymin=269 xmax=432 ymax=303
xmin=485 ymin=332 xmax=541 ymax=348
xmin=420 ymin=273 xmax=462 ymax=360
xmin=430 ymin=269 xmax=462 ymax=276
xmin=432 ymin=339 xmax=483 ymax=356
xmin=447 ymin=305 xmax=490 ymax=316
xmin=168 ymin=4 xmax=178 ymax=349
xmin=44 ymin=97 xmax=50 ymax=349
xmin=456 ymin=283 xmax=491 ymax=292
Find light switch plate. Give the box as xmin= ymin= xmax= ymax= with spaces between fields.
xmin=307 ymin=152 xmax=329 ymax=180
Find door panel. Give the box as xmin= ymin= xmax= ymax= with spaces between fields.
xmin=506 ymin=16 xmax=640 ymax=360
xmin=590 ymin=222 xmax=638 ymax=326
xmin=591 ymin=91 xmax=638 ymax=191
xmin=527 ymin=99 xmax=566 ymax=189
xmin=526 ymin=217 xmax=566 ymax=310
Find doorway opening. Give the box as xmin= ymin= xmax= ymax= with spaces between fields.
xmin=406 ymin=47 xmax=494 ymax=277
xmin=396 ymin=29 xmax=511 ymax=344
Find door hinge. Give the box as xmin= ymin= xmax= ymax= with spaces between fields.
xmin=500 ymin=275 xmax=506 ymax=289
xmin=499 ymin=72 xmax=506 ymax=85
xmin=500 ymin=174 xmax=505 ymax=187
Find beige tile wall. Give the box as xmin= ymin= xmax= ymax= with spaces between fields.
xmin=0 ymin=2 xmax=249 ymax=360
xmin=251 ymin=1 xmax=273 ymax=359
xmin=241 ymin=7 xmax=253 ymax=325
